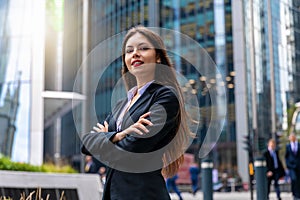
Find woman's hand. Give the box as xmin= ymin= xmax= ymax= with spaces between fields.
xmin=112 ymin=112 xmax=153 ymax=143
xmin=92 ymin=121 xmax=109 ymax=133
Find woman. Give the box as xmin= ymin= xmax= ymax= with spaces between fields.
xmin=82 ymin=26 xmax=191 ymax=200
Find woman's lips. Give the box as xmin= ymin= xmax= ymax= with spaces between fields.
xmin=132 ymin=60 xmax=144 ymax=67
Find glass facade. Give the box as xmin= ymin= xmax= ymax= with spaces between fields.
xmin=291 ymin=0 xmax=300 ymax=103
xmin=0 ymin=0 xmax=43 ymax=161
xmin=243 ymin=0 xmax=300 ymax=156
xmin=160 ymin=0 xmax=236 ymax=175
xmin=0 ymin=0 xmax=9 ymax=96
xmin=44 ymin=0 xmax=83 ymax=168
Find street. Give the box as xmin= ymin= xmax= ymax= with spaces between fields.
xmin=170 ymin=192 xmax=293 ymax=200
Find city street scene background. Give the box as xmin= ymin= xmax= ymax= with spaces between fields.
xmin=0 ymin=0 xmax=300 ymax=199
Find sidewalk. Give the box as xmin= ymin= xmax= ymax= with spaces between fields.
xmin=170 ymin=191 xmax=293 ymax=200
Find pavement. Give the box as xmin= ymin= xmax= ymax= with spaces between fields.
xmin=170 ymin=191 xmax=293 ymax=200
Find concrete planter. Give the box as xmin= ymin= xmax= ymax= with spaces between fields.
xmin=0 ymin=170 xmax=102 ymax=199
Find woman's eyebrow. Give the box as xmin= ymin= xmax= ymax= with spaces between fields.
xmin=126 ymin=42 xmax=151 ymax=48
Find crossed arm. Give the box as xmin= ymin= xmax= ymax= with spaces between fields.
xmin=93 ymin=111 xmax=153 ymax=143
xmin=81 ymin=87 xmax=180 ymax=155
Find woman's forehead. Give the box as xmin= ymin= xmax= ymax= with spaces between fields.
xmin=126 ymin=33 xmax=152 ymax=46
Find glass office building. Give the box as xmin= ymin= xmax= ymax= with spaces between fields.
xmin=43 ymin=0 xmax=85 ymax=169
xmin=0 ymin=0 xmax=45 ymax=164
xmin=0 ymin=0 xmax=84 ymax=167
xmin=234 ymin=0 xmax=300 ymax=182
xmin=0 ymin=1 xmax=9 ymax=95
xmin=291 ymin=0 xmax=300 ymax=103
xmin=244 ymin=0 xmax=299 ymax=151
xmin=160 ymin=0 xmax=236 ymax=175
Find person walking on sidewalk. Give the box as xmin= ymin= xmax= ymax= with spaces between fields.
xmin=166 ymin=174 xmax=183 ymax=200
xmin=84 ymin=155 xmax=98 ymax=173
xmin=285 ymin=133 xmax=300 ymax=200
xmin=264 ymin=138 xmax=285 ymax=200
xmin=189 ymin=161 xmax=200 ymax=195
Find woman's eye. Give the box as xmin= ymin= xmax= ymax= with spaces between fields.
xmin=126 ymin=49 xmax=133 ymax=53
xmin=139 ymin=47 xmax=149 ymax=51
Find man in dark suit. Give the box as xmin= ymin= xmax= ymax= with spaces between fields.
xmin=285 ymin=133 xmax=300 ymax=200
xmin=264 ymin=138 xmax=285 ymax=200
xmin=84 ymin=155 xmax=98 ymax=173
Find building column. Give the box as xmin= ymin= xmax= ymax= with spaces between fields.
xmin=30 ymin=1 xmax=45 ymax=166
xmin=232 ymin=0 xmax=249 ymax=183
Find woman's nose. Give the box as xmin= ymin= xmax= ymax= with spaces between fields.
xmin=132 ymin=48 xmax=140 ymax=58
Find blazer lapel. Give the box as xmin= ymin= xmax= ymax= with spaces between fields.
xmin=120 ymin=83 xmax=160 ymax=130
xmin=121 ymin=91 xmax=151 ymax=128
xmin=121 ymin=84 xmax=158 ymax=128
xmin=126 ymin=82 xmax=158 ymax=114
xmin=109 ymin=99 xmax=128 ymax=131
xmin=289 ymin=144 xmax=293 ymax=154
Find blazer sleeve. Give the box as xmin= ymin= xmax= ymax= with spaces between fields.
xmin=80 ymin=86 xmax=181 ymax=169
xmin=114 ymin=87 xmax=180 ymax=153
xmin=81 ymin=112 xmax=118 ymax=155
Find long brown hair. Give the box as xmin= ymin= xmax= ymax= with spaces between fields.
xmin=121 ymin=26 xmax=191 ymax=178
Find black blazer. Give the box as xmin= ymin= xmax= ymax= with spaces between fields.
xmin=285 ymin=142 xmax=300 ymax=180
xmin=82 ymin=83 xmax=180 ymax=200
xmin=263 ymin=149 xmax=285 ymax=178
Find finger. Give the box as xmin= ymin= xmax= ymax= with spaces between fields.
xmin=97 ymin=123 xmax=104 ymax=129
xmin=93 ymin=126 xmax=101 ymax=132
xmin=131 ymin=127 xmax=146 ymax=135
xmin=104 ymin=121 xmax=109 ymax=128
xmin=133 ymin=123 xmax=149 ymax=133
xmin=139 ymin=112 xmax=151 ymax=119
xmin=138 ymin=118 xmax=153 ymax=126
xmin=104 ymin=121 xmax=109 ymax=131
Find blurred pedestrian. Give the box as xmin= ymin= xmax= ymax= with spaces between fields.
xmin=98 ymin=166 xmax=107 ymax=186
xmin=189 ymin=161 xmax=200 ymax=195
xmin=166 ymin=174 xmax=183 ymax=200
xmin=84 ymin=155 xmax=98 ymax=173
xmin=264 ymin=138 xmax=285 ymax=200
xmin=285 ymin=133 xmax=300 ymax=200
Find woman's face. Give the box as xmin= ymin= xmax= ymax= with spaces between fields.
xmin=124 ymin=33 xmax=160 ymax=78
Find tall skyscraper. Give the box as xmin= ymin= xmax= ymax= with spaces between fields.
xmin=233 ymin=0 xmax=300 ymax=182
xmin=43 ymin=0 xmax=85 ymax=169
xmin=0 ymin=0 xmax=10 ymax=95
xmin=0 ymin=0 xmax=45 ymax=165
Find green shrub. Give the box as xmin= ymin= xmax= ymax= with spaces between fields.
xmin=41 ymin=163 xmax=77 ymax=173
xmin=0 ymin=155 xmax=77 ymax=173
